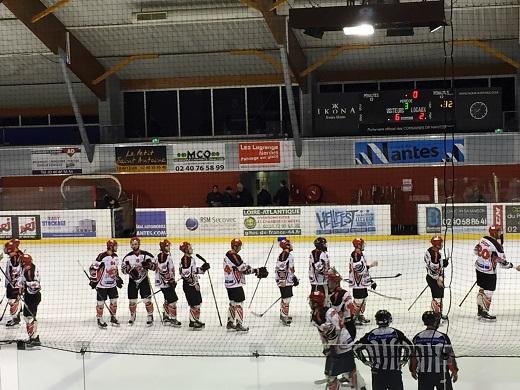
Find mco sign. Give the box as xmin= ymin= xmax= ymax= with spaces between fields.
xmin=172 ymin=143 xmax=226 ymax=172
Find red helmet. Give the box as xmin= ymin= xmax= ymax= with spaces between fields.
xmin=21 ymin=253 xmax=32 ymax=268
xmin=4 ymin=239 xmax=19 ymax=254
xmin=309 ymin=290 xmax=325 ymax=306
xmin=130 ymin=237 xmax=141 ymax=246
xmin=160 ymin=239 xmax=171 ymax=252
xmin=326 ymin=268 xmax=342 ymax=283
xmin=179 ymin=241 xmax=191 ymax=253
xmin=279 ymin=239 xmax=292 ymax=250
xmin=431 ymin=236 xmax=443 ymax=249
xmin=106 ymin=239 xmax=118 ymax=251
xmin=231 ymin=238 xmax=243 ymax=249
xmin=489 ymin=225 xmax=502 ymax=238
xmin=352 ymin=237 xmax=365 ymax=250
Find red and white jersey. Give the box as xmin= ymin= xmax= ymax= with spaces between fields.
xmin=312 ymin=306 xmax=355 ymax=355
xmin=154 ymin=251 xmax=176 ymax=289
xmin=275 ymin=251 xmax=296 ymax=287
xmin=122 ymin=250 xmax=154 ymax=283
xmin=474 ymin=236 xmax=507 ymax=275
xmin=348 ymin=250 xmax=373 ymax=289
xmin=308 ymin=249 xmax=330 ymax=286
xmin=5 ymin=254 xmax=22 ymax=288
xmin=180 ymin=254 xmax=204 ymax=287
xmin=223 ymin=250 xmax=253 ymax=289
xmin=16 ymin=263 xmax=41 ymax=295
xmin=424 ymin=247 xmax=443 ymax=280
xmin=329 ymin=287 xmax=354 ymax=319
xmin=90 ymin=251 xmax=120 ymax=289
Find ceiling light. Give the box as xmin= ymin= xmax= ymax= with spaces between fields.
xmin=430 ymin=25 xmax=443 ymax=33
xmin=343 ymin=24 xmax=374 ymax=36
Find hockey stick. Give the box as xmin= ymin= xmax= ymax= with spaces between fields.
xmin=147 ymin=276 xmax=164 ymax=325
xmin=368 ymin=289 xmax=402 ymax=301
xmin=314 ymin=378 xmax=327 ymax=385
xmin=458 ymin=281 xmax=477 ymax=307
xmin=248 ymin=238 xmax=276 ymax=308
xmin=371 ymin=273 xmax=402 ymax=280
xmin=196 ymin=254 xmax=222 ymax=326
xmin=75 ymin=259 xmax=113 ymax=316
xmin=0 ymin=300 xmax=8 ymax=322
xmin=408 ymin=285 xmax=429 ymax=311
xmin=251 ymin=297 xmax=281 ymax=318
xmin=0 ymin=265 xmax=36 ymax=319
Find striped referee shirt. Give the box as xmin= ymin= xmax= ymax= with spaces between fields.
xmin=410 ymin=329 xmax=458 ymax=375
xmin=354 ymin=327 xmax=412 ymax=371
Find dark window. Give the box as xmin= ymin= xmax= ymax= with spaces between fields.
xmin=281 ymin=86 xmax=301 ymax=138
xmin=21 ymin=116 xmax=48 ymax=126
xmin=51 ymin=116 xmax=76 ymax=125
xmin=416 ymin=79 xmax=452 ymax=89
xmin=343 ymin=82 xmax=378 ymax=93
xmin=146 ymin=90 xmax=179 ymax=137
xmin=380 ymin=81 xmax=415 ymax=90
xmin=179 ymin=89 xmax=211 ymax=136
xmin=454 ymin=78 xmax=489 ymax=88
xmin=319 ymin=84 xmax=342 ymax=93
xmin=83 ymin=115 xmax=99 ymax=124
xmin=124 ymin=92 xmax=145 ymax=138
xmin=213 ymin=88 xmax=246 ymax=136
xmin=0 ymin=117 xmax=19 ymax=126
xmin=247 ymin=87 xmax=280 ymax=134
xmin=491 ymin=77 xmax=515 ymax=111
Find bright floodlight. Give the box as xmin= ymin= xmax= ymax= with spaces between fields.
xmin=343 ymin=24 xmax=374 ymax=36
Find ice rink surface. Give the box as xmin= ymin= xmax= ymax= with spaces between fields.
xmin=1 ymin=238 xmax=520 ymax=388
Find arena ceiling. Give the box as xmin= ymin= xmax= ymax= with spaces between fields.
xmin=0 ymin=0 xmax=518 ymax=110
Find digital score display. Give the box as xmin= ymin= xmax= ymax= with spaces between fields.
xmin=359 ymin=89 xmax=455 ymax=133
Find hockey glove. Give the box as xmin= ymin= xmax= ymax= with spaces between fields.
xmin=116 ymin=276 xmax=124 ymax=288
xmin=322 ymin=346 xmax=331 ymax=356
xmin=443 ymin=259 xmax=449 ymax=268
xmin=371 ymin=282 xmax=377 ymax=290
xmin=436 ymin=276 xmax=445 ymax=289
xmin=255 ymin=267 xmax=269 ymax=279
xmin=142 ymin=258 xmax=156 ymax=271
xmin=500 ymin=261 xmax=513 ymax=269
xmin=293 ymin=276 xmax=299 ymax=287
xmin=129 ymin=268 xmax=140 ymax=280
xmin=89 ymin=279 xmax=98 ymax=289
xmin=167 ymin=279 xmax=177 ymax=288
xmin=201 ymin=262 xmax=210 ymax=272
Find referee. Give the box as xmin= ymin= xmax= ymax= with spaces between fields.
xmin=409 ymin=311 xmax=459 ymax=390
xmin=354 ymin=309 xmax=412 ymax=390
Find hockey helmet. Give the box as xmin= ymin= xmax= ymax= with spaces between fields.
xmin=489 ymin=225 xmax=502 ymax=239
xmin=375 ymin=309 xmax=393 ymax=327
xmin=106 ymin=239 xmax=118 ymax=251
xmin=130 ymin=237 xmax=141 ymax=247
xmin=279 ymin=239 xmax=292 ymax=251
xmin=159 ymin=239 xmax=171 ymax=252
xmin=179 ymin=241 xmax=192 ymax=254
xmin=326 ymin=267 xmax=342 ymax=283
xmin=422 ymin=311 xmax=441 ymax=328
xmin=314 ymin=237 xmax=327 ymax=251
xmin=4 ymin=239 xmax=19 ymax=254
xmin=308 ymin=290 xmax=325 ymax=307
xmin=431 ymin=236 xmax=443 ymax=249
xmin=231 ymin=238 xmax=243 ymax=251
xmin=352 ymin=237 xmax=365 ymax=250
xmin=21 ymin=253 xmax=32 ymax=268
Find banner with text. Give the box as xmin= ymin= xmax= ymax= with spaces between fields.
xmin=418 ymin=203 xmax=491 ymax=234
xmin=169 ymin=208 xmax=241 ymax=238
xmin=242 ymin=208 xmax=302 ymax=236
xmin=136 ymin=210 xmax=167 ymax=237
xmin=171 ymin=144 xmax=226 ymax=173
xmin=314 ymin=206 xmax=390 ymax=235
xmin=31 ymin=147 xmax=82 ymax=175
xmin=115 ymin=146 xmax=167 ymax=172
xmin=39 ymin=211 xmax=107 ymax=238
xmin=238 ymin=141 xmax=293 ymax=170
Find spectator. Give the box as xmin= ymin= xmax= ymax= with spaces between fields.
xmin=206 ymin=185 xmax=224 ymax=207
xmin=273 ymin=180 xmax=290 ymax=206
xmin=257 ymin=186 xmax=272 ymax=206
xmin=103 ymin=194 xmax=120 ymax=209
xmin=222 ymin=186 xmax=234 ymax=207
xmin=235 ymin=182 xmax=253 ymax=206
xmin=464 ymin=184 xmax=486 ymax=203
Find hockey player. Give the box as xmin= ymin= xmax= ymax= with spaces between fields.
xmin=355 ymin=310 xmax=412 ymax=390
xmin=348 ymin=238 xmax=378 ymax=326
xmin=409 ymin=311 xmax=458 ymax=390
xmin=3 ymin=239 xmax=23 ymax=327
xmin=474 ymin=225 xmax=516 ymax=321
xmin=224 ymin=238 xmax=268 ymax=332
xmin=424 ymin=236 xmax=449 ymax=321
xmin=309 ymin=237 xmax=330 ymax=294
xmin=327 ymin=268 xmax=356 ymax=337
xmin=275 ymin=239 xmax=299 ymax=326
xmin=16 ymin=253 xmax=41 ymax=347
xmin=309 ymin=290 xmax=358 ymax=390
xmin=90 ymin=239 xmax=123 ymax=328
xmin=179 ymin=241 xmax=209 ymax=329
xmin=154 ymin=239 xmax=181 ymax=327
xmin=122 ymin=237 xmax=156 ymax=326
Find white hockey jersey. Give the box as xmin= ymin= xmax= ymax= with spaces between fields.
xmin=5 ymin=254 xmax=22 ymax=288
xmin=180 ymin=254 xmax=204 ymax=287
xmin=16 ymin=263 xmax=41 ymax=295
xmin=90 ymin=251 xmax=120 ymax=289
xmin=348 ymin=250 xmax=373 ymax=289
xmin=424 ymin=247 xmax=446 ymax=280
xmin=329 ymin=287 xmax=354 ymax=319
xmin=313 ymin=307 xmax=355 ymax=355
xmin=275 ymin=251 xmax=296 ymax=287
xmin=474 ymin=236 xmax=510 ymax=274
xmin=122 ymin=250 xmax=155 ymax=283
xmin=154 ymin=251 xmax=176 ymax=289
xmin=308 ymin=249 xmax=330 ymax=286
xmin=223 ymin=250 xmax=253 ymax=289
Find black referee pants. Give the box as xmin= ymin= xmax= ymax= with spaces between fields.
xmin=372 ymin=370 xmax=403 ymax=390
xmin=417 ymin=372 xmax=453 ymax=390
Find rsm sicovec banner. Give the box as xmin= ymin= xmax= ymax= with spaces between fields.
xmin=355 ymin=139 xmax=464 ymax=165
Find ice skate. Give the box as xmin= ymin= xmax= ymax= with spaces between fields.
xmin=110 ymin=316 xmax=120 ymax=327
xmin=479 ymin=310 xmax=496 ymax=321
xmin=146 ymin=315 xmax=154 ymax=327
xmin=26 ymin=336 xmax=41 ymax=348
xmin=128 ymin=313 xmax=136 ymax=326
xmin=235 ymin=323 xmax=249 ymax=332
xmin=97 ymin=318 xmax=107 ymax=329
xmin=6 ymin=317 xmax=21 ymax=328
xmin=169 ymin=318 xmax=182 ymax=328
xmin=280 ymin=315 xmax=292 ymax=326
xmin=226 ymin=321 xmax=236 ymax=330
xmin=189 ymin=320 xmax=203 ymax=329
